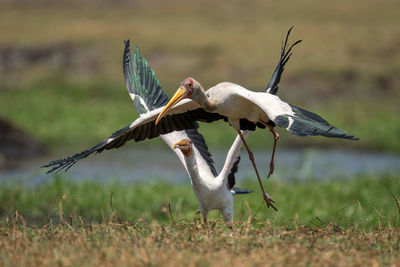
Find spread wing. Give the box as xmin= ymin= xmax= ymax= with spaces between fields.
xmin=123 ymin=41 xmax=218 ymax=176
xmin=42 ymin=41 xmax=220 ymax=175
xmin=239 ymin=91 xmax=358 ymax=140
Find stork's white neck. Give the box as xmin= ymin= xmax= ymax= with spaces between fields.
xmin=193 ymin=86 xmax=217 ymax=112
xmin=184 ymin=152 xmax=205 ymax=187
xmin=183 ymin=150 xmax=218 ymax=189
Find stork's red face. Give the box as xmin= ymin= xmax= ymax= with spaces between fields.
xmin=173 ymin=139 xmax=193 ymax=157
xmin=155 ymin=77 xmax=195 ymax=125
xmin=182 ymin=77 xmax=195 ymax=97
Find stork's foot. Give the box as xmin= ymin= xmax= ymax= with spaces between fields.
xmin=263 ymin=193 xmax=278 ymax=211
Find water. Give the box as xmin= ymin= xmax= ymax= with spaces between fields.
xmin=1 ymin=147 xmax=399 ymax=186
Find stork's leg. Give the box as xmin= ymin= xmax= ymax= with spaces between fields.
xmin=200 ymin=206 xmax=208 ymax=226
xmin=266 ymin=124 xmax=280 ymax=178
xmin=237 ymin=130 xmax=277 ymax=211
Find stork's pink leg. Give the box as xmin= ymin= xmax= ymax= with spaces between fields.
xmin=266 ymin=124 xmax=280 ymax=178
xmin=237 ymin=130 xmax=277 ymax=211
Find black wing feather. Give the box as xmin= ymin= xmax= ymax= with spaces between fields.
xmin=123 ymin=40 xmax=169 ymax=113
xmin=227 ymin=155 xmax=241 ymax=189
xmin=265 ymin=26 xmax=302 ymax=95
xmin=185 ymin=129 xmax=218 ymax=177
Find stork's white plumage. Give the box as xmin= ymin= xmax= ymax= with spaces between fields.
xmin=173 ymin=135 xmax=249 ymax=222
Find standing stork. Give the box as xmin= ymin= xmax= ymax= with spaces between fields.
xmin=173 ymin=135 xmax=251 ymax=222
xmin=124 ymin=42 xmax=253 ymax=222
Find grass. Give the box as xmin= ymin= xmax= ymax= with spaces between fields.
xmin=0 ymin=174 xmax=399 ymax=266
xmin=1 ymin=2 xmax=399 ymax=265
xmin=1 ymin=76 xmax=399 ymax=152
xmin=0 ymin=222 xmax=398 ymax=266
xmin=0 ymin=0 xmax=400 ymax=152
xmin=1 ymin=174 xmax=399 ymax=229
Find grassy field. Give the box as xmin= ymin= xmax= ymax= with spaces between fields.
xmin=1 ymin=1 xmax=399 ymax=265
xmin=1 ymin=222 xmax=398 ymax=266
xmin=0 ymin=0 xmax=399 ymax=151
xmin=1 ymin=174 xmax=399 ymax=228
xmin=0 ymin=174 xmax=399 ymax=265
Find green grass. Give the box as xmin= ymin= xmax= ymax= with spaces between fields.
xmin=1 ymin=174 xmax=398 ymax=230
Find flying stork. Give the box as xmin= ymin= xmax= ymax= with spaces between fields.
xmin=42 ymin=28 xmax=354 ymax=210
xmin=154 ymin=44 xmax=358 ymax=208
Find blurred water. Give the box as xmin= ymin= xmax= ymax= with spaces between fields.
xmin=0 ymin=148 xmax=399 ymax=186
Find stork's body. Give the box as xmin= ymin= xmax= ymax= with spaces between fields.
xmin=203 ymin=82 xmax=288 ymax=125
xmin=174 ymin=133 xmax=249 ymax=222
xmin=180 ymin=145 xmax=235 ymax=221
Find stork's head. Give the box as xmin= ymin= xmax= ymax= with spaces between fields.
xmin=173 ymin=139 xmax=193 ymax=157
xmin=155 ymin=77 xmax=202 ymax=125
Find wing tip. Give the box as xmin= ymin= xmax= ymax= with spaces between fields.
xmin=265 ymin=26 xmax=302 ymax=95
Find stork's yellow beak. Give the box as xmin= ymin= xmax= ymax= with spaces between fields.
xmin=155 ymin=86 xmax=187 ymax=125
xmin=173 ymin=139 xmax=192 ymax=156
xmin=173 ymin=139 xmax=188 ymax=149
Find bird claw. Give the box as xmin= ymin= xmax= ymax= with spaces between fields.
xmin=263 ymin=193 xmax=278 ymax=211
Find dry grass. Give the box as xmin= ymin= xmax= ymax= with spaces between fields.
xmin=0 ymin=176 xmax=398 ymax=266
xmin=0 ymin=217 xmax=399 ymax=266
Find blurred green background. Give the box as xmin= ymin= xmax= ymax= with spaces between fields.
xmin=0 ymin=0 xmax=399 ymax=152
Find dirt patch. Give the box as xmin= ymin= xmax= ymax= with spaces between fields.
xmin=0 ymin=117 xmax=46 ymax=169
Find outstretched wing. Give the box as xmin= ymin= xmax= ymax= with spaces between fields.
xmin=241 ymin=91 xmax=358 ymax=140
xmin=123 ymin=41 xmax=218 ymax=176
xmin=41 ymin=106 xmax=195 ymax=173
xmin=123 ymin=40 xmax=169 ymax=114
xmin=265 ymin=26 xmax=302 ymax=95
xmin=42 ymin=41 xmax=221 ymax=174
xmin=274 ymin=104 xmax=359 ymax=140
